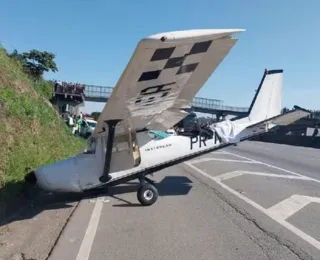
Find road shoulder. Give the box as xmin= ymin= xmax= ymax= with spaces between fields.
xmin=0 ymin=191 xmax=81 ymax=260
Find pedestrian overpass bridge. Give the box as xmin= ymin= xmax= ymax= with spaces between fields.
xmin=83 ymin=85 xmax=249 ymax=117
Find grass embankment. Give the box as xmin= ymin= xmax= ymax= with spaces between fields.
xmin=0 ymin=48 xmax=86 ymax=202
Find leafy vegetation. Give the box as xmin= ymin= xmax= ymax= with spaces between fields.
xmin=0 ymin=47 xmax=85 ymax=202
xmin=6 ymin=49 xmax=58 ymax=78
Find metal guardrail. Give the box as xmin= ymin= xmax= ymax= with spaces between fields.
xmin=83 ymin=85 xmax=249 ymax=113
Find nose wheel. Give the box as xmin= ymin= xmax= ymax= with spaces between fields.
xmin=137 ymin=176 xmax=158 ymax=206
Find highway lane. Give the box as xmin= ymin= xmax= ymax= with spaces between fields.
xmin=49 ymin=141 xmax=320 ymax=260
xmin=226 ymin=141 xmax=320 ymax=181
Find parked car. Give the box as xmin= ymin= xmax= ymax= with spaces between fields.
xmin=80 ymin=119 xmax=97 ymax=138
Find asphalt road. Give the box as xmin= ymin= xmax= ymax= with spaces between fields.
xmin=47 ymin=141 xmax=320 ymax=260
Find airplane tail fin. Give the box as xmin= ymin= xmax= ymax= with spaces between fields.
xmin=212 ymin=69 xmax=311 ymax=144
xmin=247 ymin=69 xmax=283 ymax=123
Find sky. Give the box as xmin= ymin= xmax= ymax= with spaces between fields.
xmin=1 ymin=0 xmax=320 ymax=114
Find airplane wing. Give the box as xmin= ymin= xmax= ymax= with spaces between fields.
xmin=94 ymin=29 xmax=245 ymax=137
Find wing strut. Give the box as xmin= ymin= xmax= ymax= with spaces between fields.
xmin=99 ymin=119 xmax=121 ymax=183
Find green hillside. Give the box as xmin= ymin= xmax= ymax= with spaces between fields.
xmin=0 ymin=48 xmax=86 ymax=201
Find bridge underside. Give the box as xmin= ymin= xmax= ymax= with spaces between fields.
xmin=52 ymin=92 xmax=85 ymax=115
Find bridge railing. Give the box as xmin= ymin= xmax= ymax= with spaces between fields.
xmin=192 ymin=97 xmax=248 ymax=112
xmin=84 ymin=85 xmax=113 ymax=99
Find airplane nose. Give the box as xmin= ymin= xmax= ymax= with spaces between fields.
xmin=27 ymin=157 xmax=82 ymax=192
xmin=25 ymin=171 xmax=37 ymax=184
xmin=25 ymin=168 xmax=52 ymax=191
xmin=31 ymin=168 xmax=51 ymax=190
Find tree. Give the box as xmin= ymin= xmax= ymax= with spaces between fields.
xmin=7 ymin=49 xmax=58 ymax=78
xmin=21 ymin=49 xmax=58 ymax=78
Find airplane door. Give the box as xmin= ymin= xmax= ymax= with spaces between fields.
xmin=109 ymin=120 xmax=141 ymax=173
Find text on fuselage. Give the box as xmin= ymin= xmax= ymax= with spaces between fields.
xmin=190 ymin=132 xmax=222 ymax=150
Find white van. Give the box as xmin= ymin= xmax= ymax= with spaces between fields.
xmin=80 ymin=119 xmax=97 ymax=138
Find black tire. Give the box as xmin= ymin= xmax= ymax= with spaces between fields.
xmin=137 ymin=183 xmax=158 ymax=206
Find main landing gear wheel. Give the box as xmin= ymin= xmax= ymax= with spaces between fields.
xmin=137 ymin=183 xmax=158 ymax=206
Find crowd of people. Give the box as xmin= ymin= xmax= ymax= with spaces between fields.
xmin=53 ymin=80 xmax=86 ymax=96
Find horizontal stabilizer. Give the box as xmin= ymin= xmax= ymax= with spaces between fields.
xmin=248 ymin=107 xmax=311 ymax=128
xmin=270 ymin=108 xmax=310 ymax=126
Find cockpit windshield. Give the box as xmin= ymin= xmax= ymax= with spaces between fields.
xmin=148 ymin=130 xmax=170 ymax=140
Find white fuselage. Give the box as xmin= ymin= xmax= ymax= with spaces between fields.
xmin=32 ymin=68 xmax=303 ymax=194
xmin=33 ymin=119 xmax=270 ymax=193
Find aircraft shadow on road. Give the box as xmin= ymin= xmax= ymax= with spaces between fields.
xmin=0 ymin=180 xmax=84 ymax=227
xmin=110 ymin=176 xmax=193 ymax=207
xmin=0 ymin=176 xmax=193 ymax=225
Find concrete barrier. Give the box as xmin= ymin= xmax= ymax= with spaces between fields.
xmin=250 ymin=133 xmax=320 ymax=149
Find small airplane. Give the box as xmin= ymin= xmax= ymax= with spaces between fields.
xmin=26 ymin=29 xmax=311 ymax=206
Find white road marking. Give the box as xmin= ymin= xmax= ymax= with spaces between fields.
xmin=76 ymin=196 xmax=105 ymax=260
xmin=213 ymin=171 xmax=245 ymax=181
xmin=239 ymin=171 xmax=312 ymax=180
xmin=214 ymin=170 xmax=312 ymax=182
xmin=267 ymin=195 xmax=320 ymax=220
xmin=190 ymin=157 xmax=259 ymax=164
xmin=185 ymin=161 xmax=267 ymax=214
xmin=185 ymin=157 xmax=320 ymax=251
xmin=224 ymin=151 xmax=320 ymax=184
